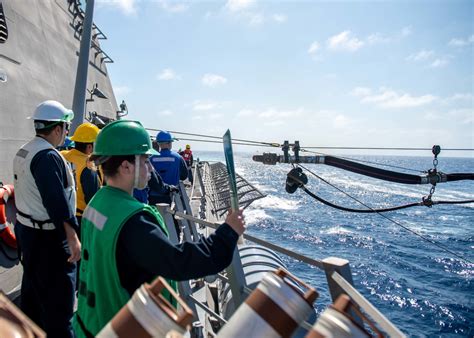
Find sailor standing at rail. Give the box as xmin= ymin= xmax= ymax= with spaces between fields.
xmin=181 ymin=144 xmax=194 ymax=184
xmin=73 ymin=120 xmax=246 ymax=337
xmin=13 ymin=100 xmax=81 ymax=338
xmin=148 ymin=131 xmax=188 ymax=205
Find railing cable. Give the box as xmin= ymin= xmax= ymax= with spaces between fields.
xmin=297 ymin=164 xmax=473 ymax=264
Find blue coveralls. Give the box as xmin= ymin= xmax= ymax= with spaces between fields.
xmin=149 ymin=149 xmax=187 ymax=203
xmin=14 ymin=149 xmax=78 ymax=338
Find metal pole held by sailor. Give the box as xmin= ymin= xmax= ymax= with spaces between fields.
xmin=223 ymin=129 xmax=247 ymax=309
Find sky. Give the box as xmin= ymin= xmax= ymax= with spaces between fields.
xmin=92 ymin=0 xmax=473 ymax=157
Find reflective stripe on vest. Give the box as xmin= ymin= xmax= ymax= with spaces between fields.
xmin=73 ymin=186 xmax=177 ymax=337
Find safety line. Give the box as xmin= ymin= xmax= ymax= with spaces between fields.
xmin=144 ymin=126 xmax=473 ymax=152
xmin=298 ymin=164 xmax=473 ymax=264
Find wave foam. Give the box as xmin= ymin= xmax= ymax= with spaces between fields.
xmin=252 ymin=195 xmax=299 ymax=210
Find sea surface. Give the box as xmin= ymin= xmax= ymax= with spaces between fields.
xmin=197 ymin=151 xmax=473 ymax=337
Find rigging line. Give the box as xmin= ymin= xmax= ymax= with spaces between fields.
xmin=297 ymin=164 xmax=473 ymax=264
xmin=300 ymin=148 xmax=425 ymax=174
xmin=145 ymin=126 xmax=473 ymax=152
xmin=301 ymin=188 xmax=423 ymax=213
xmin=152 ymin=136 xmax=277 ymax=148
xmin=302 ymin=146 xmax=474 ymax=151
xmin=145 ymin=127 xmax=280 ymax=147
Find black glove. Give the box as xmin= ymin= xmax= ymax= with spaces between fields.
xmin=167 ymin=185 xmax=180 ymax=193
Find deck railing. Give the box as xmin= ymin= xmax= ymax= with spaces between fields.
xmin=155 ymin=161 xmax=404 ymax=337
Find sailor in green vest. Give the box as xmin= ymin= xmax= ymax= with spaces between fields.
xmin=73 ymin=120 xmax=246 ymax=337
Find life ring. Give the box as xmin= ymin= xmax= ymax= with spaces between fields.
xmin=0 ymin=184 xmax=17 ymax=249
xmin=0 ymin=185 xmax=14 ymax=226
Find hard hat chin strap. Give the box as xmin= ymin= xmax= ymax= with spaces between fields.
xmin=133 ymin=155 xmax=140 ymax=189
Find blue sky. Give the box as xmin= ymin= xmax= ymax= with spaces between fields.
xmin=93 ymin=0 xmax=473 ymax=156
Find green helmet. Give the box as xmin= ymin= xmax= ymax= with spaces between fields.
xmin=92 ymin=120 xmax=157 ymax=156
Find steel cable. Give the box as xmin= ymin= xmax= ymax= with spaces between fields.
xmin=297 ymin=164 xmax=473 ymax=264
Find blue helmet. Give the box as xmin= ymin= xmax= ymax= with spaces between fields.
xmin=64 ymin=136 xmax=75 ymax=148
xmin=156 ymin=130 xmax=175 ymax=143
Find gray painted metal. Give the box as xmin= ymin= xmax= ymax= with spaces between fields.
xmin=0 ymin=0 xmax=118 ymax=184
xmin=71 ymin=0 xmax=95 ymax=133
xmin=331 ymin=271 xmax=406 ymax=337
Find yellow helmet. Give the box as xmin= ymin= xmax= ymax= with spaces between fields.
xmin=186 ymin=144 xmax=191 ymax=149
xmin=70 ymin=123 xmax=100 ymax=143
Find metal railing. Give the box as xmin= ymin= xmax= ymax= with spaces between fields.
xmin=155 ymin=161 xmax=404 ymax=337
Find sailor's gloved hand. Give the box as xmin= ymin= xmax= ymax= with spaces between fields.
xmin=167 ymin=185 xmax=180 ymax=193
xmin=225 ymin=209 xmax=246 ymax=236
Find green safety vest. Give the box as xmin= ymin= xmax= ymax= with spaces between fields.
xmin=73 ymin=186 xmax=177 ymax=337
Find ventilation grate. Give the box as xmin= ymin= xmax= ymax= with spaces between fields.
xmin=0 ymin=3 xmax=8 ymax=43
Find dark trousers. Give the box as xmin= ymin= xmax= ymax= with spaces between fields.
xmin=187 ymin=167 xmax=194 ymax=184
xmin=15 ymin=222 xmax=76 ymax=338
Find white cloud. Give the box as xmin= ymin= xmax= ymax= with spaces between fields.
xmin=350 ymin=87 xmax=372 ymax=97
xmin=237 ymin=109 xmax=254 ymax=117
xmin=272 ymin=14 xmax=287 ymax=23
xmin=225 ymin=0 xmax=256 ymax=12
xmin=324 ymin=73 xmax=337 ymax=80
xmin=208 ymin=113 xmax=223 ymax=120
xmin=423 ymin=112 xmax=440 ymax=121
xmin=327 ymin=31 xmax=364 ymax=52
xmin=448 ymin=35 xmax=474 ymax=47
xmin=202 ymin=73 xmax=228 ymax=87
xmin=113 ymin=85 xmax=131 ymax=97
xmin=157 ymin=110 xmax=174 ymax=116
xmin=366 ymin=33 xmax=390 ymax=45
xmin=157 ymin=68 xmax=180 ymax=80
xmin=406 ymin=49 xmax=434 ymax=62
xmin=448 ymin=108 xmax=474 ymax=124
xmin=264 ymin=120 xmax=284 ymax=127
xmin=354 ymin=87 xmax=437 ymax=109
xmin=447 ymin=93 xmax=474 ymax=101
xmin=257 ymin=107 xmax=304 ymax=119
xmin=429 ymin=58 xmax=449 ymax=68
xmin=248 ymin=12 xmax=264 ymax=26
xmin=157 ymin=0 xmax=189 ymax=13
xmin=401 ymin=26 xmax=413 ymax=37
xmin=97 ymin=0 xmax=137 ymax=15
xmin=192 ymin=100 xmax=221 ymax=111
xmin=333 ymin=114 xmax=350 ymax=128
xmin=308 ymin=41 xmax=320 ymax=55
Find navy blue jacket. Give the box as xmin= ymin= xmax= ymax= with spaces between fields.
xmin=116 ymin=211 xmax=238 ymax=295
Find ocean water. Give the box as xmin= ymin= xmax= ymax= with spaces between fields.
xmin=198 ymin=151 xmax=473 ymax=337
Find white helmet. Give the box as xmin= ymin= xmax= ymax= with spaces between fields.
xmin=29 ymin=100 xmax=74 ymax=122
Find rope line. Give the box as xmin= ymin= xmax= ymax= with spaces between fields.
xmin=144 ymin=127 xmax=474 ymax=152
xmin=297 ymin=164 xmax=473 ymax=264
xmin=300 ymin=149 xmax=425 ymax=173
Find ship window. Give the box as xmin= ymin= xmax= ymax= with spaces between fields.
xmin=0 ymin=3 xmax=7 ymax=43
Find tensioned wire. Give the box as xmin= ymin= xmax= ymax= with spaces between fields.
xmin=146 ymin=128 xmax=433 ymax=172
xmin=297 ymin=163 xmax=473 ymax=265
xmin=145 ymin=127 xmax=474 ymax=151
xmin=145 ymin=127 xmax=473 ymax=173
